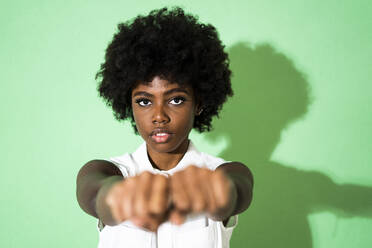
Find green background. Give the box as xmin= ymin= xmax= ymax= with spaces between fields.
xmin=1 ymin=0 xmax=372 ymax=247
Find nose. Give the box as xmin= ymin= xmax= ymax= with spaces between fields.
xmin=152 ymin=103 xmax=170 ymax=124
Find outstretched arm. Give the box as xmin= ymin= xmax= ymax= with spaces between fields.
xmin=170 ymin=161 xmax=254 ymax=224
xmin=76 ymin=160 xmax=123 ymax=225
xmin=76 ymin=160 xmax=170 ymax=230
xmin=217 ymin=161 xmax=254 ymax=216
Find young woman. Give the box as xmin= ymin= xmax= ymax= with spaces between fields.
xmin=76 ymin=7 xmax=253 ymax=248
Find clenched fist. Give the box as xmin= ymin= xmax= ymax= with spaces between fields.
xmin=104 ymin=166 xmax=237 ymax=231
xmin=170 ymin=165 xmax=237 ymax=224
xmin=106 ymin=171 xmax=170 ymax=231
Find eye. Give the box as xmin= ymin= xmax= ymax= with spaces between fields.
xmin=169 ymin=97 xmax=185 ymax=105
xmin=135 ymin=98 xmax=152 ymax=107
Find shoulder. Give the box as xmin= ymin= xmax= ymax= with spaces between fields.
xmin=188 ymin=141 xmax=228 ymax=171
xmin=199 ymin=151 xmax=228 ymax=171
xmin=106 ymin=142 xmax=150 ymax=177
xmin=107 ymin=153 xmax=132 ymax=177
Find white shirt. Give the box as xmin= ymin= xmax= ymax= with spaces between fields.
xmin=97 ymin=140 xmax=238 ymax=248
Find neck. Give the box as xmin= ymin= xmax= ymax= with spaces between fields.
xmin=147 ymin=140 xmax=190 ymax=171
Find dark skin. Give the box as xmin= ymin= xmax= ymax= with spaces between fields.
xmin=132 ymin=77 xmax=196 ymax=170
xmin=76 ymin=77 xmax=253 ymax=231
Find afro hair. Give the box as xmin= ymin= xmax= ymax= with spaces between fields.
xmin=96 ymin=7 xmax=233 ymax=133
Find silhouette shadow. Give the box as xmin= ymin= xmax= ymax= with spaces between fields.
xmin=205 ymin=43 xmax=372 ymax=248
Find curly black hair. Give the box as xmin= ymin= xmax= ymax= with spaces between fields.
xmin=96 ymin=7 xmax=233 ymax=133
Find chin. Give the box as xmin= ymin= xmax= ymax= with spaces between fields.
xmin=148 ymin=142 xmax=177 ymax=153
xmin=147 ymin=138 xmax=188 ymax=154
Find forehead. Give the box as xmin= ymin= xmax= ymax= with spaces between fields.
xmin=132 ymin=76 xmax=193 ymax=95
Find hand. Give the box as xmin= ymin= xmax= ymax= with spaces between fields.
xmin=169 ymin=165 xmax=237 ymax=224
xmin=105 ymin=171 xmax=169 ymax=231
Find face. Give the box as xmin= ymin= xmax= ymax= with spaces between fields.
xmin=131 ymin=76 xmax=198 ymax=155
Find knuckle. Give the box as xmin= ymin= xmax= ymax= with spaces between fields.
xmin=171 ymin=171 xmax=182 ymax=181
xmin=154 ymin=174 xmax=167 ymax=183
xmin=125 ymin=177 xmax=135 ymax=186
xmin=105 ymin=194 xmax=115 ymax=206
xmin=187 ymin=165 xmax=198 ymax=172
xmin=200 ymin=167 xmax=210 ymax=176
xmin=141 ymin=171 xmax=152 ymax=179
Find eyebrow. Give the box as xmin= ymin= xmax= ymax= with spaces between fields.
xmin=133 ymin=88 xmax=190 ymax=97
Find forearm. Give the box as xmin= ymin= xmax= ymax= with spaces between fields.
xmin=95 ymin=175 xmax=123 ymax=226
xmin=76 ymin=160 xmax=123 ymax=222
xmin=217 ymin=162 xmax=254 ymax=216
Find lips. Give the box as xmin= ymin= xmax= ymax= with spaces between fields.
xmin=150 ymin=128 xmax=173 ymax=143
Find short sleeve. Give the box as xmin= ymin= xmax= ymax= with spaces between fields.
xmin=107 ymin=154 xmax=133 ymax=178
xmin=217 ymin=215 xmax=238 ymax=247
xmin=97 ymin=219 xmax=105 ymax=232
xmin=222 ymin=215 xmax=238 ymax=228
xmin=201 ymin=153 xmax=230 ymax=171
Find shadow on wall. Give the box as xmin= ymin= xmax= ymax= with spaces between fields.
xmin=205 ymin=43 xmax=372 ymax=248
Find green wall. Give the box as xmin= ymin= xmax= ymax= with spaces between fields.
xmin=1 ymin=1 xmax=371 ymax=247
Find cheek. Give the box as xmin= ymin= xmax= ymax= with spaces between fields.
xmin=178 ymin=110 xmax=195 ymax=130
xmin=132 ymin=108 xmax=147 ymax=132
